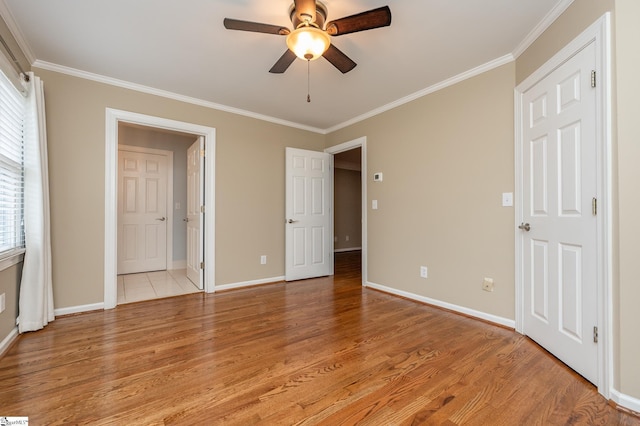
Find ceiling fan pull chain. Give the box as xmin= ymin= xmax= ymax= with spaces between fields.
xmin=307 ymin=59 xmax=311 ymax=103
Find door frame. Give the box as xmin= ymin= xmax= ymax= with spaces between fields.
xmin=117 ymin=145 xmax=174 ymax=273
xmin=105 ymin=108 xmax=216 ymax=308
xmin=325 ymin=137 xmax=367 ymax=285
xmin=514 ymin=14 xmax=611 ymax=397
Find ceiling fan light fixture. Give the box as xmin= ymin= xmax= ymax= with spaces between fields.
xmin=286 ymin=26 xmax=330 ymax=61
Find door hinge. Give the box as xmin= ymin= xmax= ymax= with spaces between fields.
xmin=593 ymin=326 xmax=598 ymax=343
xmin=200 ymin=262 xmax=204 ymax=270
xmin=200 ymin=205 xmax=205 ymax=213
xmin=592 ymin=197 xmax=597 ymax=216
xmin=591 ymin=70 xmax=596 ymax=88
xmin=200 ymin=149 xmax=205 ymax=158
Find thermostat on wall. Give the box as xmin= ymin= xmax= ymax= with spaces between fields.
xmin=373 ymin=172 xmax=383 ymax=182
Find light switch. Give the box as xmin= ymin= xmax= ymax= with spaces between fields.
xmin=373 ymin=173 xmax=383 ymax=182
xmin=502 ymin=192 xmax=513 ymax=207
xmin=372 ymin=200 xmax=378 ymax=210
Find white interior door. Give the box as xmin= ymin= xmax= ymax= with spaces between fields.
xmin=118 ymin=149 xmax=168 ymax=274
xmin=186 ymin=137 xmax=204 ymax=289
xmin=520 ymin=42 xmax=598 ymax=384
xmin=285 ymin=147 xmax=333 ymax=281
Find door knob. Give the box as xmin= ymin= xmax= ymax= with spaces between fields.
xmin=287 ymin=219 xmax=298 ymax=224
xmin=156 ymin=217 xmax=166 ymax=221
xmin=518 ymin=222 xmax=531 ymax=232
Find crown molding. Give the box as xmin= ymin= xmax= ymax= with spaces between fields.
xmin=34 ymin=55 xmax=516 ymax=136
xmin=33 ymin=59 xmax=326 ymax=134
xmin=512 ymin=0 xmax=575 ymax=58
xmin=326 ymin=53 xmax=515 ymax=134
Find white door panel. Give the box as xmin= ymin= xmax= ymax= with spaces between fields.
xmin=286 ymin=148 xmax=333 ymax=281
xmin=117 ymin=150 xmax=168 ymax=274
xmin=521 ymin=42 xmax=598 ymax=384
xmin=186 ymin=138 xmax=204 ymax=289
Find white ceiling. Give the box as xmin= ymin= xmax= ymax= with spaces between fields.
xmin=2 ymin=0 xmax=569 ymax=132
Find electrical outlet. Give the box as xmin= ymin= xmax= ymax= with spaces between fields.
xmin=0 ymin=293 xmax=5 ymax=313
xmin=260 ymin=255 xmax=267 ymax=265
xmin=482 ymin=277 xmax=494 ymax=292
xmin=420 ymin=266 xmax=428 ymax=278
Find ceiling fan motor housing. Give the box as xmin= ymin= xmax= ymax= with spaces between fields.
xmin=289 ymin=1 xmax=327 ymax=29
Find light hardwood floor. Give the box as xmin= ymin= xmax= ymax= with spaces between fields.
xmin=0 ymin=251 xmax=638 ymax=425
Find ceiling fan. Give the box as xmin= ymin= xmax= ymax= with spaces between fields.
xmin=223 ymin=0 xmax=391 ymax=74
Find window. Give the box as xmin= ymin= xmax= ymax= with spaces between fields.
xmin=0 ymin=69 xmax=26 ymax=259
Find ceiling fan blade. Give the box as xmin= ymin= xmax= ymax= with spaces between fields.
xmin=322 ymin=44 xmax=357 ymax=74
xmin=293 ymin=0 xmax=316 ymax=24
xmin=325 ymin=6 xmax=392 ymax=36
xmin=224 ymin=18 xmax=290 ymax=35
xmin=269 ymin=49 xmax=297 ymax=73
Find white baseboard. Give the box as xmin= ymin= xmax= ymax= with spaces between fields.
xmin=171 ymin=260 xmax=186 ymax=270
xmin=365 ymin=281 xmax=515 ymax=329
xmin=334 ymin=247 xmax=362 ymax=253
xmin=0 ymin=326 xmax=18 ymax=357
xmin=215 ymin=276 xmax=285 ymax=292
xmin=611 ymin=388 xmax=640 ymax=415
xmin=54 ymin=302 xmax=105 ymax=317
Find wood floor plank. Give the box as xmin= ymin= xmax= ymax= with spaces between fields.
xmin=0 ymin=251 xmax=637 ymax=425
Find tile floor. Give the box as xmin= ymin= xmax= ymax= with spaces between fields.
xmin=117 ymin=269 xmax=202 ymax=304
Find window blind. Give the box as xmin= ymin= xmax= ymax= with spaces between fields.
xmin=0 ymin=68 xmax=26 ymax=257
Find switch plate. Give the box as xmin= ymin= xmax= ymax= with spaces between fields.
xmin=260 ymin=255 xmax=267 ymax=265
xmin=0 ymin=293 xmax=5 ymax=313
xmin=373 ymin=172 xmax=383 ymax=182
xmin=502 ymin=192 xmax=513 ymax=207
xmin=420 ymin=266 xmax=428 ymax=278
xmin=372 ymin=200 xmax=378 ymax=210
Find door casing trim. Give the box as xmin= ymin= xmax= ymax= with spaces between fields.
xmin=105 ymin=109 xmax=216 ymax=308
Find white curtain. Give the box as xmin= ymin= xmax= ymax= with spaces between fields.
xmin=18 ymin=72 xmax=54 ymax=333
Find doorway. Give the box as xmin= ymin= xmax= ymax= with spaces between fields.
xmin=105 ymin=109 xmax=216 ymax=309
xmin=325 ymin=137 xmax=367 ymax=285
xmin=116 ymin=126 xmax=202 ymax=304
xmin=333 ymin=147 xmax=362 ymax=268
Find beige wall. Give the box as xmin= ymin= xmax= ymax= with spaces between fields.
xmin=614 ymin=0 xmax=640 ymax=399
xmin=334 ymin=168 xmax=362 ymax=250
xmin=0 ymin=263 xmax=21 ymax=343
xmin=327 ymin=62 xmax=516 ymax=320
xmin=35 ymin=68 xmax=324 ymax=309
xmin=516 ymin=0 xmax=614 ymax=85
